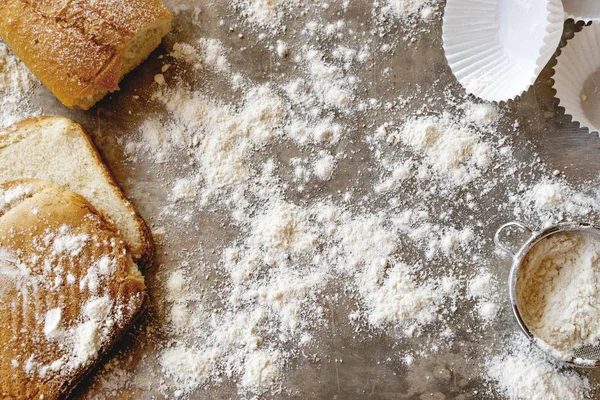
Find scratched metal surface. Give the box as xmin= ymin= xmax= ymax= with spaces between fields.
xmin=16 ymin=1 xmax=600 ymax=399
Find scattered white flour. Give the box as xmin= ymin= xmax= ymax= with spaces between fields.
xmin=371 ymin=112 xmax=497 ymax=188
xmin=386 ymin=0 xmax=436 ymax=18
xmin=39 ymin=296 xmax=115 ymax=372
xmin=3 ymin=3 xmax=598 ymax=399
xmin=241 ymin=350 xmax=281 ymax=388
xmin=137 ymin=84 xmax=284 ymax=200
xmin=514 ymin=180 xmax=599 ymax=226
xmin=74 ymin=320 xmax=103 ymax=367
xmin=463 ymin=102 xmax=499 ymax=126
xmin=290 ymin=46 xmax=355 ymax=112
xmin=517 ymin=231 xmax=600 ymax=355
xmin=527 ymin=181 xmax=570 ymax=211
xmin=170 ymin=177 xmax=198 ymax=202
xmin=43 ymin=308 xmax=62 ymax=338
xmin=98 ymin=16 xmax=600 ymax=398
xmin=232 ymin=0 xmax=288 ymax=28
xmin=487 ymin=335 xmax=590 ymax=400
xmin=198 ymin=38 xmax=231 ymax=74
xmin=0 ymin=41 xmax=39 ymax=128
xmin=374 ymin=159 xmax=412 ymax=193
xmin=396 ymin=114 xmax=493 ymax=184
xmin=121 ymin=36 xmax=572 ymax=394
xmin=80 ymin=257 xmax=116 ymax=294
xmin=170 ymin=39 xmax=232 ymax=74
xmin=312 ymin=151 xmax=336 ymax=180
xmin=374 ymin=0 xmax=439 ymax=42
xmin=156 ymin=192 xmax=461 ymax=395
xmin=84 ymin=296 xmax=113 ymax=321
xmin=52 ymin=229 xmax=90 ymax=256
xmin=334 ymin=213 xmax=458 ymax=328
xmin=276 ymin=40 xmax=289 ymax=58
xmin=0 ymin=184 xmax=33 ymax=209
xmin=70 ymin=297 xmax=114 ymax=368
xmin=160 ymin=346 xmax=212 ymax=390
xmin=467 ymin=269 xmax=500 ymax=324
xmin=170 ymin=43 xmax=201 ymax=66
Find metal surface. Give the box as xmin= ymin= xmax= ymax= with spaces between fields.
xmin=10 ymin=1 xmax=600 ymax=398
xmin=496 ymin=221 xmax=600 ymax=368
xmin=494 ymin=221 xmax=533 ymax=256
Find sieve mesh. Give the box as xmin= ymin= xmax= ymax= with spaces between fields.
xmin=572 ymin=344 xmax=600 ymax=362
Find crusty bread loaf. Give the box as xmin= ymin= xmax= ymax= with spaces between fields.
xmin=0 ymin=117 xmax=154 ymax=266
xmin=0 ymin=179 xmax=146 ymax=400
xmin=0 ymin=0 xmax=173 ymax=110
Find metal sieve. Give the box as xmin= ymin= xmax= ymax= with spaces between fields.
xmin=494 ymin=221 xmax=600 ymax=367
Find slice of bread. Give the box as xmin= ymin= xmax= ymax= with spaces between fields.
xmin=0 ymin=117 xmax=153 ymax=266
xmin=0 ymin=0 xmax=173 ymax=110
xmin=0 ymin=179 xmax=146 ymax=400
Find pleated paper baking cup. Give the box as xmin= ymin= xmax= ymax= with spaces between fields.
xmin=562 ymin=0 xmax=600 ymax=23
xmin=554 ymin=23 xmax=600 ymax=134
xmin=443 ymin=0 xmax=564 ymax=102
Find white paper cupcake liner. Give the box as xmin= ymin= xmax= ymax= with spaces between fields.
xmin=443 ymin=0 xmax=564 ymax=102
xmin=554 ymin=23 xmax=600 ymax=134
xmin=562 ymin=0 xmax=600 ymax=23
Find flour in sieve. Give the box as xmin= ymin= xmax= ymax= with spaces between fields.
xmin=517 ymin=230 xmax=600 ymax=355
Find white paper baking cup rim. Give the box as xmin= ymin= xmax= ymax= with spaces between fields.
xmin=562 ymin=0 xmax=600 ymax=23
xmin=443 ymin=0 xmax=564 ymax=102
xmin=554 ymin=23 xmax=600 ymax=134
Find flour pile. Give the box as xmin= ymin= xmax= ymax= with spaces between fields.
xmin=157 ymin=192 xmax=461 ymax=394
xmin=487 ymin=335 xmax=590 ymax=400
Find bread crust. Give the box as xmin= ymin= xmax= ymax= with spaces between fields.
xmin=0 ymin=116 xmax=155 ymax=268
xmin=0 ymin=179 xmax=146 ymax=400
xmin=0 ymin=0 xmax=173 ymax=109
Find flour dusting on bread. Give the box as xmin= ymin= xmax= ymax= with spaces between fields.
xmin=0 ymin=180 xmax=146 ymax=399
xmin=0 ymin=0 xmax=173 ymax=109
xmin=0 ymin=182 xmax=33 ymax=210
xmin=51 ymin=227 xmax=90 ymax=257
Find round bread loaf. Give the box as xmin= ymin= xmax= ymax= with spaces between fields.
xmin=0 ymin=179 xmax=146 ymax=399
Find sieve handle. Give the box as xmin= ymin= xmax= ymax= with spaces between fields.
xmin=494 ymin=221 xmax=533 ymax=257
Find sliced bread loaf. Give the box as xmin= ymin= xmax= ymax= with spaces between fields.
xmin=0 ymin=179 xmax=146 ymax=399
xmin=0 ymin=117 xmax=153 ymax=266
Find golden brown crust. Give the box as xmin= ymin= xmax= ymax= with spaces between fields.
xmin=0 ymin=0 xmax=173 ymax=109
xmin=0 ymin=116 xmax=155 ymax=268
xmin=0 ymin=179 xmax=146 ymax=400
xmin=59 ymin=294 xmax=149 ymax=400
